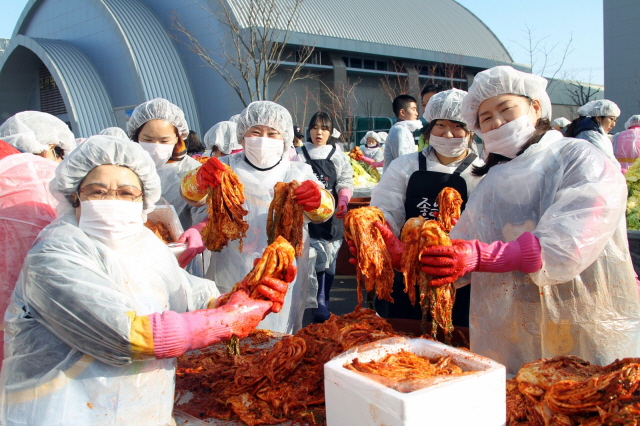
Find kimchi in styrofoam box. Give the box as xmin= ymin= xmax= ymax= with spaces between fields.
xmin=147 ymin=202 xmax=186 ymax=259
xmin=324 ymin=337 xmax=506 ymax=426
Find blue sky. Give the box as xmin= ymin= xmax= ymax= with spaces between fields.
xmin=0 ymin=0 xmax=605 ymax=85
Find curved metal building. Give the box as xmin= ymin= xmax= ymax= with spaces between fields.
xmin=0 ymin=0 xmax=519 ymax=137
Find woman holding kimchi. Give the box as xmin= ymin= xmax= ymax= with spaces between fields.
xmin=369 ymin=88 xmax=483 ymax=327
xmin=179 ymin=101 xmax=334 ymax=334
xmin=418 ymin=66 xmax=640 ymax=374
xmin=0 ymin=136 xmax=291 ymax=426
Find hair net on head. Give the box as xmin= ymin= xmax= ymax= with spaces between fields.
xmin=0 ymin=111 xmax=76 ymax=155
xmin=126 ymin=98 xmax=189 ymax=140
xmin=99 ymin=127 xmax=129 ymax=139
xmin=229 ymin=114 xmax=240 ymax=123
xmin=203 ymin=121 xmax=240 ymax=154
xmin=577 ymin=99 xmax=620 ymax=118
xmin=423 ymin=88 xmax=468 ymax=124
xmin=51 ymin=135 xmax=161 ymax=217
xmin=461 ymin=66 xmax=551 ymax=134
xmin=625 ymin=115 xmax=640 ymax=130
xmin=378 ymin=131 xmax=388 ymax=142
xmin=551 ymin=117 xmax=571 ymax=128
xmin=236 ymin=101 xmax=293 ymax=148
xmin=360 ymin=131 xmax=381 ymax=146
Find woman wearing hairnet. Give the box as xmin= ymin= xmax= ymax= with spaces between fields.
xmin=203 ymin=120 xmax=242 ymax=157
xmin=415 ymin=66 xmax=640 ymax=374
xmin=550 ymin=117 xmax=571 ymax=133
xmin=0 ymin=136 xmax=292 ymax=425
xmin=297 ymin=112 xmax=354 ymax=322
xmin=0 ymin=111 xmax=76 ymax=162
xmin=612 ymin=114 xmax=640 ymax=173
xmin=365 ymin=89 xmax=484 ymax=327
xmin=565 ymin=99 xmax=621 ymax=166
xmin=98 ymin=126 xmax=129 ymax=139
xmin=180 ymin=101 xmax=335 ymax=334
xmin=359 ymin=131 xmax=385 ymax=164
xmin=127 ymin=98 xmax=206 ymax=269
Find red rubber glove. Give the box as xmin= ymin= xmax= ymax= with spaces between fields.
xmin=373 ymin=221 xmax=403 ymax=270
xmin=196 ymin=156 xmax=226 ymax=190
xmin=420 ymin=232 xmax=542 ymax=286
xmin=177 ymin=220 xmax=207 ymax=268
xmin=294 ymin=180 xmax=321 ymax=211
xmin=254 ymin=264 xmax=296 ymax=313
xmin=335 ymin=188 xmax=352 ymax=219
xmin=360 ymin=156 xmax=383 ymax=168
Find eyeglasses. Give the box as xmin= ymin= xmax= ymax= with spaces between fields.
xmin=607 ymin=116 xmax=617 ymax=123
xmin=78 ymin=184 xmax=143 ymax=202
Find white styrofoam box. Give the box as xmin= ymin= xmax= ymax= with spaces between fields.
xmin=147 ymin=202 xmax=186 ymax=259
xmin=324 ymin=337 xmax=506 ymax=426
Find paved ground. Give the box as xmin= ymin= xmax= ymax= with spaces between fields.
xmin=302 ymin=275 xmax=363 ymax=327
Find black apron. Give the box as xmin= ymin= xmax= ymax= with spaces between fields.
xmin=301 ymin=145 xmax=344 ymax=242
xmin=376 ymin=151 xmax=476 ymax=326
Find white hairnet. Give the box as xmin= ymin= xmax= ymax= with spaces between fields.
xmin=203 ymin=121 xmax=240 ymax=154
xmin=461 ymin=66 xmax=551 ymax=134
xmin=360 ymin=131 xmax=381 ymax=146
xmin=229 ymin=114 xmax=240 ymax=123
xmin=236 ymin=101 xmax=293 ymax=148
xmin=51 ymin=135 xmax=161 ymax=217
xmin=551 ymin=117 xmax=571 ymax=128
xmin=577 ymin=99 xmax=621 ymax=118
xmin=126 ymin=98 xmax=189 ymax=140
xmin=99 ymin=127 xmax=129 ymax=139
xmin=0 ymin=111 xmax=76 ymax=155
xmin=625 ymin=115 xmax=640 ymax=130
xmin=332 ymin=128 xmax=341 ymax=139
xmin=377 ymin=131 xmax=388 ymax=142
xmin=423 ymin=88 xmax=468 ymax=124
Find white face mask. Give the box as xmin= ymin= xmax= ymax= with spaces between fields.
xmin=138 ymin=142 xmax=174 ymax=168
xmin=244 ymin=137 xmax=284 ymax=169
xmin=481 ymin=114 xmax=536 ymax=159
xmin=79 ymin=199 xmax=144 ymax=244
xmin=429 ymin=135 xmax=468 ymax=158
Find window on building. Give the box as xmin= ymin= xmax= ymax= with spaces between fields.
xmin=39 ymin=66 xmax=66 ymax=116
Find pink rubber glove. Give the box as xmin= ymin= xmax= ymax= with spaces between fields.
xmin=420 ymin=232 xmax=542 ymax=286
xmin=335 ymin=188 xmax=352 ymax=219
xmin=177 ymin=220 xmax=207 ymax=268
xmin=150 ymin=290 xmax=271 ymax=359
xmin=373 ymin=221 xmax=403 ymax=270
xmin=360 ymin=156 xmax=383 ymax=168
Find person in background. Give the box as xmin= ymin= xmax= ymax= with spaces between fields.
xmin=613 ymin=114 xmax=640 ymax=173
xmin=126 ymin=98 xmax=204 ymax=270
xmin=550 ymin=117 xmax=571 ymax=134
xmin=417 ymin=66 xmax=639 ymax=374
xmin=418 ymin=83 xmax=446 ymax=151
xmin=0 ymin=136 xmax=292 ymax=425
xmin=297 ymin=112 xmax=354 ymax=322
xmin=366 ymin=88 xmax=484 ymax=327
xmin=99 ymin=127 xmax=129 ymax=139
xmin=185 ymin=130 xmax=205 ymax=156
xmin=293 ymin=126 xmax=305 ymax=147
xmin=564 ymin=99 xmax=621 ymax=165
xmin=0 ymin=140 xmax=58 ymax=361
xmin=377 ymin=131 xmax=388 ymax=145
xmin=203 ymin=121 xmax=242 ymax=158
xmin=0 ymin=111 xmax=76 ymax=163
xmin=179 ymin=101 xmax=335 ymax=334
xmin=360 ymin=131 xmax=384 ymax=164
xmin=382 ymin=95 xmax=422 ymax=171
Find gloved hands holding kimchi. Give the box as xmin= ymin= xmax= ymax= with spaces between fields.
xmin=150 ymin=268 xmax=295 ymax=359
xmin=196 ymin=156 xmax=227 ymax=190
xmin=419 ymin=232 xmax=542 ymax=286
xmin=294 ymin=180 xmax=321 ymax=211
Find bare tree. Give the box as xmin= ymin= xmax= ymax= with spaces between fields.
xmin=172 ymin=0 xmax=315 ymax=106
xmin=561 ymin=71 xmax=602 ymax=116
xmin=379 ymin=61 xmax=418 ymax=102
xmin=512 ymin=24 xmax=574 ymax=90
xmin=317 ymin=79 xmax=361 ymax=149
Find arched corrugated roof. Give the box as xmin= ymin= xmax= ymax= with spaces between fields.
xmin=227 ymin=0 xmax=512 ymax=66
xmin=100 ymin=0 xmax=201 ymax=134
xmin=0 ymin=35 xmax=116 ymax=137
